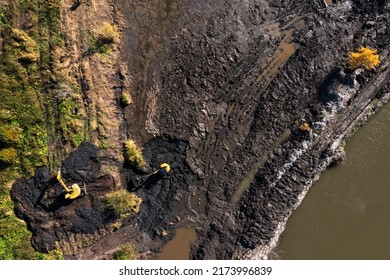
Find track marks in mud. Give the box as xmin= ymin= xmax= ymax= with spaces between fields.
xmin=198 ymin=16 xmax=307 ymax=183
xmin=232 ymin=128 xmax=291 ymax=203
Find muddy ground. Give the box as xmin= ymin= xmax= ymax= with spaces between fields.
xmin=11 ymin=0 xmax=390 ymax=259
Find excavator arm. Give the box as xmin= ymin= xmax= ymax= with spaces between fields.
xmin=57 ymin=170 xmax=82 ymax=200
xmin=57 ymin=171 xmax=71 ymax=193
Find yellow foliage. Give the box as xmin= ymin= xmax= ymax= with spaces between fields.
xmin=0 ymin=148 xmax=18 ymax=163
xmin=123 ymin=139 xmax=146 ymax=168
xmin=0 ymin=124 xmax=22 ymax=144
xmin=120 ymin=92 xmax=132 ymax=106
xmin=97 ymin=22 xmax=120 ymax=44
xmin=104 ymin=189 xmax=143 ymax=218
xmin=299 ymin=123 xmax=311 ymax=133
xmin=11 ymin=28 xmax=39 ymax=63
xmin=349 ymin=47 xmax=380 ymax=70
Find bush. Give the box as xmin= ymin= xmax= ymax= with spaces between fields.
xmin=11 ymin=28 xmax=39 ymax=64
xmin=123 ymin=140 xmax=146 ymax=169
xmin=299 ymin=123 xmax=311 ymax=133
xmin=0 ymin=148 xmax=18 ymax=164
xmin=113 ymin=243 xmax=137 ymax=260
xmin=120 ymin=92 xmax=132 ymax=107
xmin=349 ymin=47 xmax=380 ymax=70
xmin=96 ymin=22 xmax=119 ymax=45
xmin=0 ymin=124 xmax=22 ymax=145
xmin=103 ymin=189 xmax=143 ymax=218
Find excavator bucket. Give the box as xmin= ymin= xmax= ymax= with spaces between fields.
xmin=57 ymin=170 xmax=82 ymax=200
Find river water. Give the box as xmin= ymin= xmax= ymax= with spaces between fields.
xmin=275 ymin=102 xmax=390 ymax=259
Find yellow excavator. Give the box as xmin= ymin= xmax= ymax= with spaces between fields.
xmin=141 ymin=163 xmax=171 ymax=178
xmin=56 ymin=170 xmax=83 ymax=200
xmin=158 ymin=163 xmax=171 ymax=175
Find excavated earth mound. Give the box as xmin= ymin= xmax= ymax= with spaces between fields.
xmin=10 ymin=142 xmax=120 ymax=253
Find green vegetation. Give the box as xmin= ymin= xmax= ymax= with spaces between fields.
xmin=58 ymin=94 xmax=88 ymax=148
xmin=123 ymin=140 xmax=146 ymax=169
xmin=0 ymin=124 xmax=22 ymax=145
xmin=0 ymin=183 xmax=47 ymax=260
xmin=0 ymin=0 xmax=65 ymax=260
xmin=0 ymin=148 xmax=18 ymax=165
xmin=10 ymin=28 xmax=39 ymax=64
xmin=113 ymin=243 xmax=137 ymax=260
xmin=85 ymin=22 xmax=120 ymax=54
xmin=103 ymin=189 xmax=143 ymax=218
xmin=349 ymin=47 xmax=380 ymax=70
xmin=97 ymin=22 xmax=120 ymax=45
xmin=0 ymin=22 xmax=48 ymax=174
xmin=46 ymin=248 xmax=64 ymax=260
xmin=120 ymin=92 xmax=132 ymax=107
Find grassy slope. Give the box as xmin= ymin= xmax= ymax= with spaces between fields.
xmin=0 ymin=0 xmax=64 ymax=259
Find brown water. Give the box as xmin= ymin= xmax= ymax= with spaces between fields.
xmin=275 ymin=102 xmax=390 ymax=259
xmin=157 ymin=228 xmax=197 ymax=260
xmin=324 ymin=0 xmax=334 ymax=7
xmin=232 ymin=128 xmax=291 ymax=203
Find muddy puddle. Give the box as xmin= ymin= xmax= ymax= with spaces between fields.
xmin=157 ymin=228 xmax=197 ymax=260
xmin=275 ymin=102 xmax=390 ymax=259
xmin=232 ymin=128 xmax=292 ymax=203
xmin=324 ymin=0 xmax=334 ymax=7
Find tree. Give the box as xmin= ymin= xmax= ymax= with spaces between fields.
xmin=349 ymin=47 xmax=380 ymax=70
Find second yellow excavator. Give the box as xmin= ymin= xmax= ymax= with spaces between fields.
xmin=56 ymin=170 xmax=83 ymax=200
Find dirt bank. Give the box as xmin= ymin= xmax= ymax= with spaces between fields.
xmin=10 ymin=0 xmax=390 ymax=259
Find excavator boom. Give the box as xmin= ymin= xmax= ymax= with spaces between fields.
xmin=56 ymin=170 xmax=82 ymax=200
xmin=57 ymin=171 xmax=71 ymax=192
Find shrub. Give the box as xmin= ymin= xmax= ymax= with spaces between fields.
xmin=0 ymin=124 xmax=22 ymax=145
xmin=96 ymin=22 xmax=119 ymax=45
xmin=113 ymin=243 xmax=137 ymax=260
xmin=349 ymin=47 xmax=380 ymax=70
xmin=0 ymin=148 xmax=18 ymax=164
xmin=103 ymin=189 xmax=143 ymax=218
xmin=120 ymin=92 xmax=132 ymax=107
xmin=299 ymin=123 xmax=311 ymax=133
xmin=123 ymin=140 xmax=146 ymax=169
xmin=11 ymin=28 xmax=39 ymax=64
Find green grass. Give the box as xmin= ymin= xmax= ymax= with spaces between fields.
xmin=58 ymin=95 xmax=88 ymax=148
xmin=0 ymin=124 xmax=22 ymax=145
xmin=120 ymin=92 xmax=132 ymax=107
xmin=123 ymin=140 xmax=146 ymax=169
xmin=0 ymin=184 xmax=47 ymax=260
xmin=0 ymin=0 xmax=63 ymax=260
xmin=113 ymin=243 xmax=137 ymax=260
xmin=103 ymin=189 xmax=143 ymax=219
xmin=82 ymin=22 xmax=119 ymax=55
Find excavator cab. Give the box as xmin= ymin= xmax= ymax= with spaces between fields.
xmin=56 ymin=170 xmax=84 ymax=200
xmin=158 ymin=163 xmax=171 ymax=176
